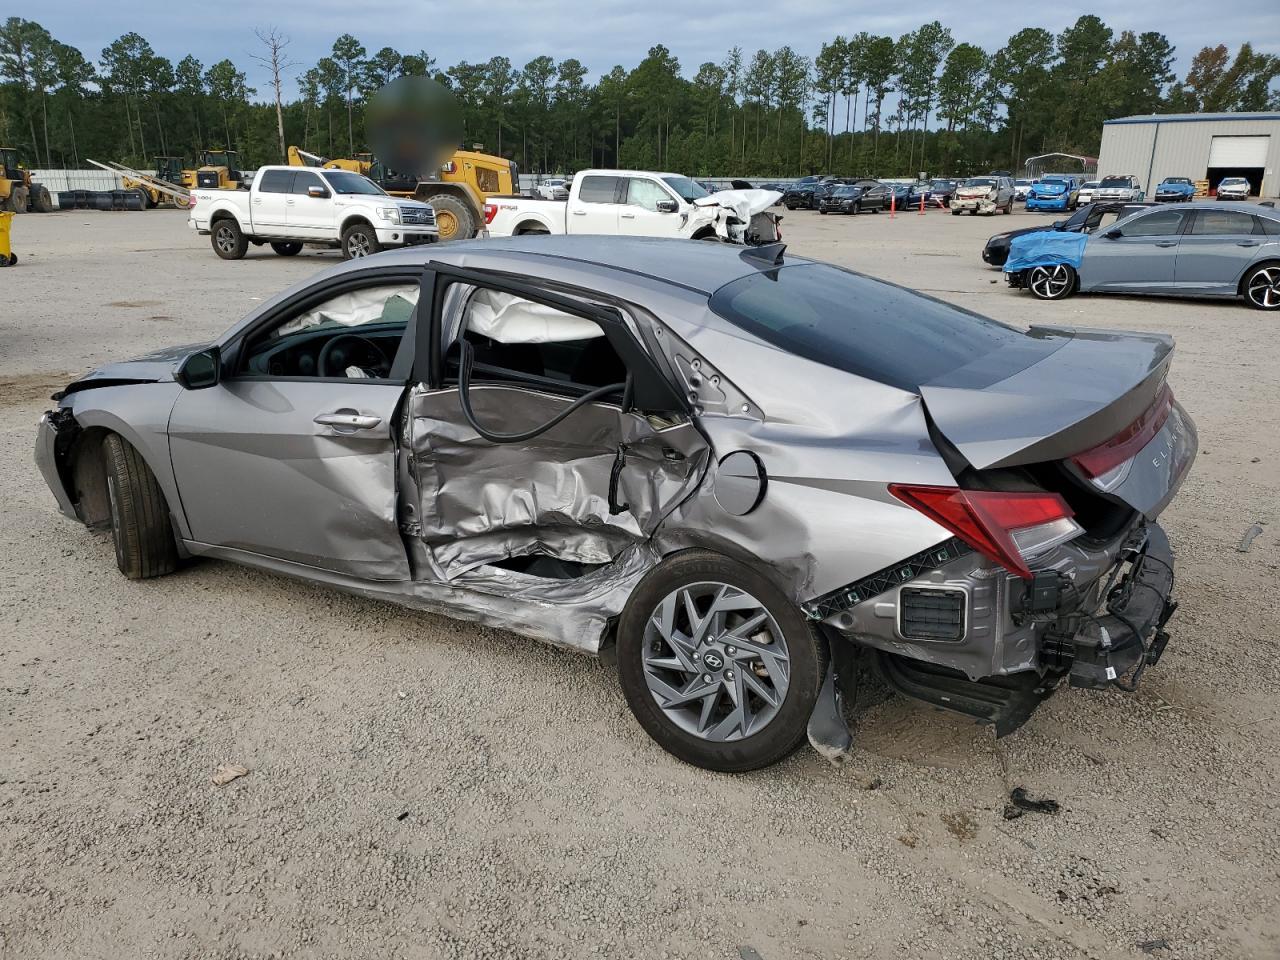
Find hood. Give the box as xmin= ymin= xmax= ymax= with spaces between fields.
xmin=59 ymin=342 xmax=208 ymax=395
xmin=694 ymin=189 xmax=782 ymax=221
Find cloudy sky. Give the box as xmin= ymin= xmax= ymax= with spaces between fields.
xmin=30 ymin=0 xmax=1280 ymax=97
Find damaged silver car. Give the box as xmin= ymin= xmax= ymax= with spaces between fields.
xmin=35 ymin=237 xmax=1197 ymax=771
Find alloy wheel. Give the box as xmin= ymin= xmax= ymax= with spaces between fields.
xmin=641 ymin=582 xmax=790 ymax=742
xmin=1246 ymin=267 xmax=1280 ymax=309
xmin=214 ymin=225 xmax=237 ymax=254
xmin=1029 ymin=264 xmax=1073 ymax=299
xmin=346 ymin=232 xmax=371 ymax=257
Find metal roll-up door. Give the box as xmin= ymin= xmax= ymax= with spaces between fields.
xmin=1208 ymin=136 xmax=1269 ymax=167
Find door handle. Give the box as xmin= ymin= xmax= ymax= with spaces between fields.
xmin=571 ymin=209 xmax=586 ymax=216
xmin=1237 ymin=240 xmax=1261 ymax=247
xmin=252 ymin=197 xmax=262 ymax=204
xmin=620 ymin=212 xmax=636 ymax=219
xmin=1155 ymin=240 xmax=1177 ymax=247
xmin=314 ymin=411 xmax=382 ymax=432
xmin=286 ymin=199 xmax=296 ymax=205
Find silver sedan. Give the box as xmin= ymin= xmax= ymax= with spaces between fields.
xmin=36 ymin=237 xmax=1196 ymax=771
xmin=1009 ymin=202 xmax=1280 ymax=309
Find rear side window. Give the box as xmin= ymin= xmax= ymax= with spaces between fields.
xmin=578 ymin=176 xmax=620 ymax=204
xmin=708 ymin=263 xmax=1028 ymax=391
xmin=1260 ymin=216 xmax=1280 ymax=236
xmin=257 ymin=169 xmax=294 ymax=193
xmin=1190 ymin=210 xmax=1259 ymax=236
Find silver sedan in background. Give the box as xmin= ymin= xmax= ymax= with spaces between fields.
xmin=1010 ymin=202 xmax=1280 ymax=309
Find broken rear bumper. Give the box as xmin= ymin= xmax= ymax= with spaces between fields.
xmin=1046 ymin=523 xmax=1177 ymax=690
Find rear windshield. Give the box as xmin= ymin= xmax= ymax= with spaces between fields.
xmin=707 ymin=263 xmax=1026 ymax=391
xmin=964 ymin=178 xmax=996 ymax=188
xmin=1100 ymin=177 xmax=1130 ymax=187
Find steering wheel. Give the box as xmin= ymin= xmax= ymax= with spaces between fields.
xmin=318 ymin=334 xmax=390 ymax=378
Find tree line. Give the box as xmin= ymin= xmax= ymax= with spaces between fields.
xmin=1 ymin=15 xmax=1277 ymax=178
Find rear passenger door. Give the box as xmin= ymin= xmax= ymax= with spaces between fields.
xmin=404 ymin=267 xmax=708 ymax=581
xmin=567 ymin=174 xmax=622 ymax=234
xmin=1175 ymin=209 xmax=1267 ymax=294
xmin=252 ymin=168 xmax=293 ymax=229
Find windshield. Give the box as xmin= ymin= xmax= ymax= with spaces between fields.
xmin=1163 ymin=178 xmax=1191 ymax=185
xmin=708 ymin=263 xmax=1025 ymax=392
xmin=963 ymin=178 xmax=996 ymax=188
xmin=1042 ymin=177 xmax=1070 ymax=184
xmin=1221 ymin=178 xmax=1247 ymax=185
xmin=321 ymin=170 xmax=387 ymax=195
xmin=931 ymin=179 xmax=956 ymax=189
xmin=833 ymin=186 xmax=860 ymax=197
xmin=662 ymin=176 xmax=709 ymax=201
xmin=1082 ymin=181 xmax=1100 ymax=188
xmin=1100 ymin=177 xmax=1130 ymax=187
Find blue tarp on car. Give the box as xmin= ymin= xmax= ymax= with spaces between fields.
xmin=1004 ymin=231 xmax=1088 ymax=273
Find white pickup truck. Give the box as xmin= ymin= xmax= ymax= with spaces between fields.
xmin=482 ymin=169 xmax=782 ymax=245
xmin=188 ymin=165 xmax=438 ymax=261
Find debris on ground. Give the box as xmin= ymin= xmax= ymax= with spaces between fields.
xmin=1137 ymin=938 xmax=1171 ymax=953
xmin=738 ymin=947 xmax=765 ymax=960
xmin=1003 ymin=787 xmax=1060 ymax=820
xmin=941 ymin=811 xmax=978 ymax=840
xmin=1237 ymin=523 xmax=1263 ymax=553
xmin=210 ymin=763 xmax=250 ymax=787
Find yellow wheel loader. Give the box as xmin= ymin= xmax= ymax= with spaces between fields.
xmin=122 ymin=156 xmax=191 ymax=207
xmin=193 ymin=150 xmax=245 ymax=190
xmin=0 ymin=147 xmax=53 ymax=213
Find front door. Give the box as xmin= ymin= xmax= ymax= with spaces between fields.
xmin=619 ymin=177 xmax=685 ymax=237
xmin=406 ymin=269 xmax=707 ymax=580
xmin=287 ymin=169 xmax=334 ymax=239
xmin=565 ymin=173 xmax=621 ymax=234
xmin=1175 ymin=209 xmax=1267 ymax=294
xmin=168 ymin=275 xmax=424 ymax=580
xmin=1080 ymin=208 xmax=1188 ymax=293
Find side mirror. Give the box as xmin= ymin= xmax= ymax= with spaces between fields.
xmin=307 ymin=185 xmax=329 ymax=199
xmin=655 ymin=199 xmax=678 ymax=213
xmin=1104 ymin=228 xmax=1122 ymax=240
xmin=177 ymin=347 xmax=221 ymax=390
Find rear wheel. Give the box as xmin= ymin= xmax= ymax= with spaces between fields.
xmin=1243 ymin=264 xmax=1280 ymax=310
xmin=270 ymin=241 xmax=303 ymax=256
xmin=211 ymin=219 xmax=248 ymax=260
xmin=1027 ymin=263 xmax=1078 ymax=300
xmin=426 ymin=194 xmax=475 ymax=242
xmin=341 ymin=222 xmax=381 ymax=260
xmin=102 ymin=433 xmax=179 ymax=580
xmin=31 ymin=185 xmax=53 ymax=212
xmin=617 ymin=551 xmax=826 ymax=772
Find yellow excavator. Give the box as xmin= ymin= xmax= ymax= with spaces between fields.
xmin=1 ymin=147 xmax=53 ymax=212
xmin=287 ymin=144 xmax=517 ymax=241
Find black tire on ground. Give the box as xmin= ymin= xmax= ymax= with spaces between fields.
xmin=340 ymin=222 xmax=381 ymax=260
xmin=951 ymin=208 xmax=961 ymax=215
xmin=426 ymin=193 xmax=475 ymax=242
xmin=1026 ymin=263 xmax=1078 ymax=301
xmin=819 ymin=208 xmax=827 ymax=215
xmin=102 ymin=433 xmax=179 ymax=580
xmin=1242 ymin=263 xmax=1280 ymax=310
xmin=211 ymin=218 xmax=248 ymax=260
xmin=134 ymin=188 xmax=151 ymax=210
xmin=11 ymin=185 xmax=29 ymax=213
xmin=270 ymin=241 xmax=303 ymax=256
xmin=1004 ymin=198 xmax=1014 ymax=214
xmin=616 ymin=550 xmax=828 ymax=772
xmin=516 ymin=223 xmax=551 ymax=236
xmin=32 ymin=185 xmax=53 ymax=212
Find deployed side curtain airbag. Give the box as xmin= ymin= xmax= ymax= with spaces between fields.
xmin=464 ymin=288 xmax=604 ymax=344
xmin=273 ymin=285 xmax=419 ymax=338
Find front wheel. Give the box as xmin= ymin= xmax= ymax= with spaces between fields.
xmin=617 ymin=551 xmax=827 ymax=772
xmin=1027 ymin=263 xmax=1078 ymax=300
xmin=1243 ymin=263 xmax=1280 ymax=310
xmin=270 ymin=241 xmax=303 ymax=257
xmin=211 ymin=219 xmax=247 ymax=260
xmin=102 ymin=433 xmax=179 ymax=580
xmin=341 ymin=222 xmax=381 ymax=260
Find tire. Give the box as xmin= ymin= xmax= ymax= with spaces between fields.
xmin=1027 ymin=263 xmax=1078 ymax=300
xmin=853 ymin=203 xmax=861 ymax=215
xmin=516 ymin=223 xmax=550 ymax=236
xmin=340 ymin=222 xmax=381 ymax=260
xmin=1003 ymin=198 xmax=1013 ymax=214
xmin=211 ymin=218 xmax=248 ymax=260
xmin=270 ymin=241 xmax=303 ymax=257
xmin=102 ymin=433 xmax=179 ymax=580
xmin=1242 ymin=263 xmax=1280 ymax=310
xmin=616 ymin=550 xmax=827 ymax=772
xmin=32 ymin=185 xmax=53 ymax=212
xmin=426 ymin=193 xmax=475 ymax=242
xmin=133 ymin=188 xmax=151 ymax=210
xmin=819 ymin=208 xmax=827 ymax=215
xmin=951 ymin=208 xmax=961 ymax=216
xmin=11 ymin=185 xmax=28 ymax=213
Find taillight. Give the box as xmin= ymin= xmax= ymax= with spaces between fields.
xmin=1071 ymin=384 xmax=1173 ymax=483
xmin=889 ymin=484 xmax=1080 ymax=579
xmin=483 ymin=202 xmax=497 ymax=224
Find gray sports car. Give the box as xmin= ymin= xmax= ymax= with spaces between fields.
xmin=1009 ymin=201 xmax=1280 ymax=309
xmin=36 ymin=237 xmax=1197 ymax=771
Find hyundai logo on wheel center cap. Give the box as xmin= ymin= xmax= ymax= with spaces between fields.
xmin=702 ymin=650 xmax=725 ymax=671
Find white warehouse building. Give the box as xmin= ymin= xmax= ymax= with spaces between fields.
xmin=1097 ymin=112 xmax=1280 ymax=199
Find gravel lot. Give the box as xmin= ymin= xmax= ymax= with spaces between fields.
xmin=2 ymin=206 xmax=1278 ymax=960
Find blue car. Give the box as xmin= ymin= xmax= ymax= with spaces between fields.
xmin=1154 ymin=177 xmax=1196 ymax=202
xmin=1025 ymin=175 xmax=1080 ymax=212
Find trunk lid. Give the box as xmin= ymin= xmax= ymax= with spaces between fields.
xmin=920 ymin=325 xmax=1197 ymax=518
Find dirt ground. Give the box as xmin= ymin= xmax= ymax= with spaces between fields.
xmin=2 ymin=206 xmax=1278 ymax=960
